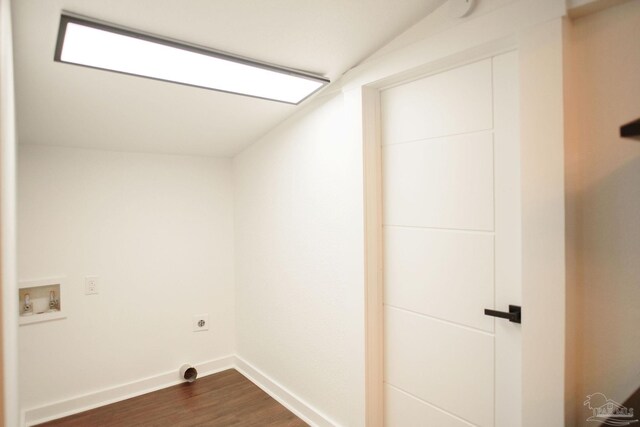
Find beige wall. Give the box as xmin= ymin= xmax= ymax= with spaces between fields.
xmin=566 ymin=1 xmax=640 ymax=425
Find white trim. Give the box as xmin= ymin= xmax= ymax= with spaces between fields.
xmin=371 ymin=37 xmax=517 ymax=93
xmin=340 ymin=0 xmax=565 ymax=93
xmin=22 ymin=355 xmax=339 ymax=427
xmin=234 ymin=356 xmax=338 ymax=427
xmin=1 ymin=0 xmax=20 ymax=424
xmin=359 ymin=86 xmax=384 ymax=427
xmin=518 ymin=18 xmax=566 ymax=427
xmin=23 ymin=355 xmax=235 ymax=427
xmin=360 ymin=45 xmax=522 ymax=427
xmin=357 ymin=3 xmax=567 ymax=426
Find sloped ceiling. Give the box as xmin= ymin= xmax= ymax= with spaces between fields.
xmin=12 ymin=0 xmax=446 ymax=156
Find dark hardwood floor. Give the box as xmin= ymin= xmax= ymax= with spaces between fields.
xmin=37 ymin=369 xmax=308 ymax=427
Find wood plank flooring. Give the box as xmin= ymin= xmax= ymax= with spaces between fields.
xmin=37 ymin=369 xmax=308 ymax=427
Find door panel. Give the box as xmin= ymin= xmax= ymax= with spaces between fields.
xmin=382 ymin=52 xmax=521 ymax=427
xmin=385 ymin=307 xmax=494 ymax=426
xmin=381 ymin=59 xmax=493 ymax=144
xmin=384 ymin=226 xmax=494 ymax=331
xmin=382 ymin=131 xmax=494 ymax=231
xmin=385 ymin=385 xmax=474 ymax=427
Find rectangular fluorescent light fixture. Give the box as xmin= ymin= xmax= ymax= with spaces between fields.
xmin=54 ymin=14 xmax=329 ymax=104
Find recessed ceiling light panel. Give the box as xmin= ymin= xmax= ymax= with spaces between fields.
xmin=54 ymin=14 xmax=329 ymax=104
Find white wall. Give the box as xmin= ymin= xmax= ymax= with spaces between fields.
xmin=18 ymin=145 xmax=235 ymax=415
xmin=14 ymin=1 xmax=571 ymax=426
xmin=233 ymin=93 xmax=366 ymax=426
xmin=233 ymin=0 xmax=569 ymax=425
xmin=565 ymin=1 xmax=640 ymax=424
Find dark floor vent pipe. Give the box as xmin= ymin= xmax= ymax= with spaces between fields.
xmin=180 ymin=364 xmax=198 ymax=383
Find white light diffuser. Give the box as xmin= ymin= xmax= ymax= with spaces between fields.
xmin=55 ymin=15 xmax=329 ymax=104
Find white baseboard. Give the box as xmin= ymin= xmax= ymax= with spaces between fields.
xmin=22 ymin=355 xmax=337 ymax=427
xmin=234 ymin=356 xmax=337 ymax=427
xmin=23 ymin=355 xmax=235 ymax=427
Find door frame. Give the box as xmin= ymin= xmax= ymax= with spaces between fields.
xmin=1 ymin=0 xmax=19 ymax=425
xmin=360 ymin=21 xmax=567 ymax=427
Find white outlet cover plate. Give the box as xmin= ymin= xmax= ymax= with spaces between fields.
xmin=449 ymin=0 xmax=476 ymax=18
xmin=192 ymin=314 xmax=209 ymax=332
xmin=84 ymin=276 xmax=99 ymax=295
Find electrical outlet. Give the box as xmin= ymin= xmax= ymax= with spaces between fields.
xmin=192 ymin=314 xmax=209 ymax=332
xmin=85 ymin=276 xmax=99 ymax=295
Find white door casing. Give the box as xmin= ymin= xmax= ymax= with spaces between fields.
xmin=381 ymin=52 xmax=521 ymax=426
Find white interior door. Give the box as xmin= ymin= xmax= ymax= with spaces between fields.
xmin=381 ymin=52 xmax=522 ymax=427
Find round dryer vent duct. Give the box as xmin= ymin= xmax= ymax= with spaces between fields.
xmin=180 ymin=364 xmax=198 ymax=383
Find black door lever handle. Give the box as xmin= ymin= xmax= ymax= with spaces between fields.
xmin=484 ymin=305 xmax=521 ymax=324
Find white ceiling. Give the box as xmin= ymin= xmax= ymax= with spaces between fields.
xmin=12 ymin=0 xmax=445 ymax=157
